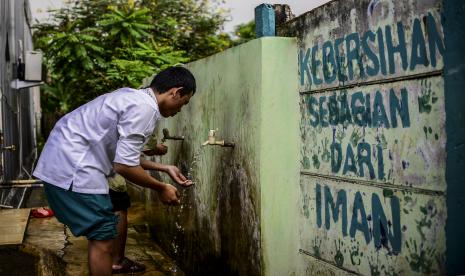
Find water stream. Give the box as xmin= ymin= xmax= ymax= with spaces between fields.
xmin=170 ymin=146 xmax=206 ymax=269
xmin=186 ymin=146 xmax=205 ymax=184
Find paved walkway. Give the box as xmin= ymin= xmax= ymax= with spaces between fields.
xmin=23 ymin=203 xmax=184 ymax=276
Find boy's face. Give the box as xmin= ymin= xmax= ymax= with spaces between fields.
xmin=159 ymin=87 xmax=193 ymax=117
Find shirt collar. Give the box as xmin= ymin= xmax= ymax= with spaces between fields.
xmin=144 ymin=87 xmax=158 ymax=106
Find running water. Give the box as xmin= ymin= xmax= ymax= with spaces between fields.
xmin=170 ymin=147 xmax=205 ymax=264
xmin=186 ymin=147 xmax=205 ymax=183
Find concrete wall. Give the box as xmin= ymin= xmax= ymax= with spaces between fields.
xmin=278 ymin=0 xmax=448 ymax=274
xmin=145 ymin=37 xmax=300 ymax=275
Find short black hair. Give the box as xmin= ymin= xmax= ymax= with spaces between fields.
xmin=150 ymin=66 xmax=196 ymax=96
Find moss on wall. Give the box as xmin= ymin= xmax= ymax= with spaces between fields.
xmin=144 ymin=38 xmax=300 ymax=276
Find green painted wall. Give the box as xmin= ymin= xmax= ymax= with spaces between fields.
xmin=144 ymin=37 xmax=300 ymax=275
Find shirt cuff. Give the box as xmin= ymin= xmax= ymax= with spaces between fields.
xmin=114 ymin=135 xmax=145 ymax=166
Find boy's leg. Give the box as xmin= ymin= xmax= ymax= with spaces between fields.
xmin=109 ymin=189 xmax=145 ymax=273
xmin=113 ymin=209 xmax=128 ymax=265
xmin=43 ymin=183 xmax=119 ymax=275
xmin=88 ymin=239 xmax=114 ymax=276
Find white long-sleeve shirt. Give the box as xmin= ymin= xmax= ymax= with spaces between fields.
xmin=33 ymin=87 xmax=160 ymax=194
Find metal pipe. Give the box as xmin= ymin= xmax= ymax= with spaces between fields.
xmin=0 ymin=183 xmax=43 ymax=189
xmin=22 ymin=166 xmax=32 ymax=178
xmin=17 ymin=85 xmax=23 ymax=178
xmin=5 ymin=179 xmax=42 ymax=184
xmin=0 ymin=179 xmax=44 ymax=188
xmin=16 ymin=187 xmax=27 ymax=208
xmin=162 ymin=128 xmax=185 ymax=142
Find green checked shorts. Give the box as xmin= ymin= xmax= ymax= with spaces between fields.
xmin=44 ymin=182 xmax=119 ymax=240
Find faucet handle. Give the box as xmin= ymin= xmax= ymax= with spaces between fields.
xmin=207 ymin=128 xmax=219 ymax=144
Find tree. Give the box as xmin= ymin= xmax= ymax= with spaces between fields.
xmin=141 ymin=0 xmax=232 ymax=60
xmin=33 ymin=0 xmax=230 ymax=121
xmin=231 ymin=21 xmax=255 ymax=46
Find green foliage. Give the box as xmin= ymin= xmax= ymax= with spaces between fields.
xmin=41 ymin=82 xmax=79 ymax=115
xmin=33 ymin=0 xmax=232 ymax=126
xmin=36 ymin=21 xmax=106 ymax=114
xmin=106 ymin=59 xmax=153 ymax=87
xmin=141 ymin=0 xmax=232 ymax=60
xmin=232 ymin=21 xmax=256 ymax=46
xmin=98 ymin=7 xmax=153 ymax=47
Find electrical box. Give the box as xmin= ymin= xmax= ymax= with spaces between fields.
xmin=24 ymin=51 xmax=42 ymax=81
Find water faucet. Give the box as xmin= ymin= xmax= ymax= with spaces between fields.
xmin=162 ymin=128 xmax=185 ymax=143
xmin=202 ymin=129 xmax=235 ymax=148
xmin=2 ymin=145 xmax=16 ymax=151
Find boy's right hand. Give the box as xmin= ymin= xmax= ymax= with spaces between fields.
xmin=158 ymin=184 xmax=180 ymax=205
xmin=142 ymin=144 xmax=168 ymax=156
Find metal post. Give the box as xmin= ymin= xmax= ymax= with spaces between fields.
xmin=444 ymin=0 xmax=465 ymax=274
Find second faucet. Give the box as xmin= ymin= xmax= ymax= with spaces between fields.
xmin=202 ymin=129 xmax=235 ymax=148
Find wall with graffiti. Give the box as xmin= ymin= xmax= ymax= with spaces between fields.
xmin=279 ymin=0 xmax=446 ymax=274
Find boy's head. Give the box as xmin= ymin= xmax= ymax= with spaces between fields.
xmin=151 ymin=66 xmax=196 ymax=117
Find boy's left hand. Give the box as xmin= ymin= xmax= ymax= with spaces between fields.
xmin=155 ymin=144 xmax=168 ymax=155
xmin=164 ymin=165 xmax=193 ymax=186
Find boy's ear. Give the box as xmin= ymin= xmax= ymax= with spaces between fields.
xmin=171 ymin=87 xmax=184 ymax=98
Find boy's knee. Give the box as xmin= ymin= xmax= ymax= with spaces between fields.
xmin=89 ymin=239 xmax=114 ymax=254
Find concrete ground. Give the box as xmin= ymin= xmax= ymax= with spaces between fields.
xmin=22 ymin=203 xmax=184 ymax=276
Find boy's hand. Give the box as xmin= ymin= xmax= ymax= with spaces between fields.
xmin=142 ymin=144 xmax=168 ymax=156
xmin=154 ymin=144 xmax=168 ymax=155
xmin=158 ymin=184 xmax=180 ymax=205
xmin=164 ymin=165 xmax=193 ymax=186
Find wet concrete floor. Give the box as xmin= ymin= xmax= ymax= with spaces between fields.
xmin=19 ymin=203 xmax=184 ymax=275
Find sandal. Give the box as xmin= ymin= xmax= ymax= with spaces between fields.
xmin=112 ymin=257 xmax=146 ymax=274
xmin=31 ymin=207 xmax=54 ymax=218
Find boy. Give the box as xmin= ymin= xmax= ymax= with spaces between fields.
xmin=33 ymin=66 xmax=195 ymax=276
xmin=109 ymin=143 xmax=168 ymax=274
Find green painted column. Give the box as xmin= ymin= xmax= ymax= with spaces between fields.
xmin=443 ymin=0 xmax=465 ymax=275
xmin=259 ymin=38 xmax=300 ymax=276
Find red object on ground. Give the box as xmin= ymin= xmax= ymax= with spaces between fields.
xmin=31 ymin=207 xmax=54 ymax=218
